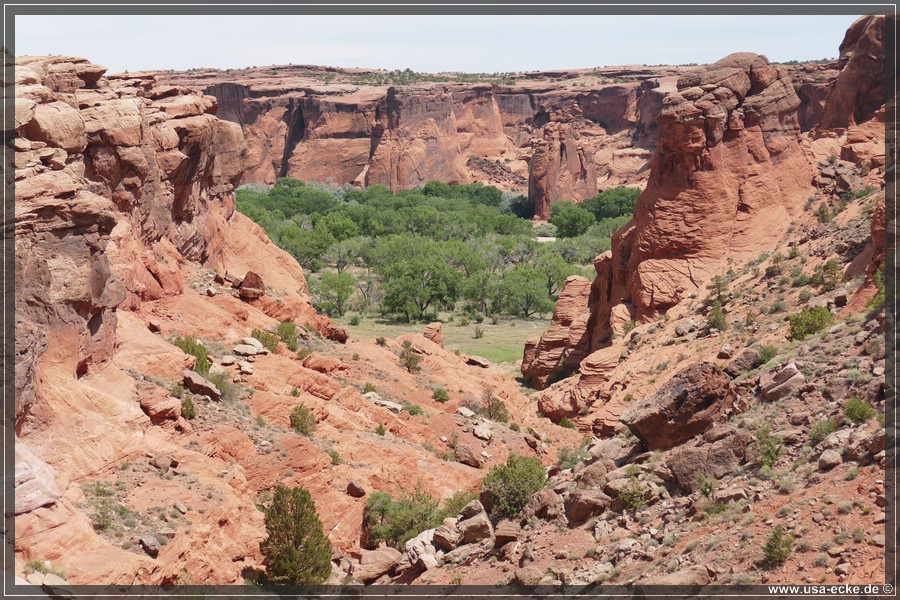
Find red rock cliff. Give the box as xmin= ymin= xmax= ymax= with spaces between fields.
xmin=157 ymin=66 xmax=694 ymax=219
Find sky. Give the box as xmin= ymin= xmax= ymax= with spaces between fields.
xmin=14 ymin=14 xmax=861 ymax=75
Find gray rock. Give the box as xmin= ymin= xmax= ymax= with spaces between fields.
xmin=717 ymin=343 xmax=734 ymax=359
xmin=432 ymin=525 xmax=462 ymax=551
xmin=232 ymin=344 xmax=259 ymax=357
xmin=140 ymin=535 xmax=161 ymax=557
xmin=473 ymin=422 xmax=493 ymax=441
xmin=454 ymin=443 xmax=482 ymax=468
xmin=457 ymin=511 xmax=493 ymax=544
xmin=675 ymin=319 xmax=698 ymax=337
xmin=457 ymin=406 xmax=476 ymax=419
xmin=818 ymin=449 xmax=842 ymax=470
xmin=759 ymin=362 xmax=805 ymax=401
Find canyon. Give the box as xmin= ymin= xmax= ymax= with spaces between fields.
xmin=12 ymin=13 xmax=889 ymax=591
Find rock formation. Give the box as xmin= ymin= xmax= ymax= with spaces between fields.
xmin=815 ymin=15 xmax=886 ymax=131
xmin=157 ymin=66 xmax=695 ymax=219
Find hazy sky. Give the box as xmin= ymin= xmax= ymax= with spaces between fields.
xmin=15 ymin=14 xmax=860 ymax=75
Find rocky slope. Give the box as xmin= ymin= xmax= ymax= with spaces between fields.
xmin=13 ymin=56 xmax=583 ymax=586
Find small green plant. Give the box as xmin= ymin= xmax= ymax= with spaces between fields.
xmin=509 ymin=422 xmax=520 ymax=432
xmin=171 ymin=383 xmax=185 ymax=399
xmin=349 ymin=315 xmax=361 ymax=326
xmin=251 ymin=329 xmax=280 ymax=353
xmin=173 ymin=336 xmax=210 ymax=376
xmin=290 ymin=405 xmax=316 ymax=436
xmin=328 ymin=449 xmax=341 ymax=465
xmin=363 ymin=382 xmax=377 ymax=394
xmin=275 ymin=322 xmax=299 ymax=351
xmin=845 ymin=467 xmax=860 ymax=481
xmin=208 ymin=372 xmax=239 ymax=402
xmin=798 ymin=289 xmax=813 ymax=303
xmin=867 ymin=263 xmax=885 ymax=310
xmin=478 ymin=390 xmax=509 ymax=423
xmin=763 ymin=525 xmax=793 ymax=565
xmin=753 ymin=345 xmax=778 ymax=368
xmin=623 ymin=321 xmax=636 ymax=334
xmin=697 ymin=471 xmax=717 ymax=497
xmin=844 ymin=397 xmax=875 ymax=423
xmin=618 ymin=478 xmax=647 ymax=512
xmin=473 ymin=326 xmax=485 ymax=339
xmin=375 ymin=336 xmax=387 ymax=347
xmin=375 ymin=424 xmax=387 ymax=436
xmin=398 ymin=340 xmax=421 ymax=373
xmin=556 ymin=446 xmax=590 ymax=470
xmin=788 ymin=306 xmax=834 ymax=340
xmin=809 ymin=417 xmax=836 ymax=445
xmin=432 ymin=388 xmax=449 ymax=403
xmin=558 ymin=418 xmax=576 ymax=429
xmin=707 ymin=301 xmax=728 ymax=331
xmin=755 ymin=425 xmax=783 ymax=469
xmin=403 ymin=404 xmax=423 ymax=416
xmin=180 ymin=396 xmax=197 ymax=420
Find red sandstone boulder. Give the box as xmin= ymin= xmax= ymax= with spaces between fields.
xmin=620 ymin=362 xmax=735 ymax=450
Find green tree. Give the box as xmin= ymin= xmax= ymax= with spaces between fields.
xmin=580 ymin=187 xmax=640 ymax=220
xmin=500 ymin=264 xmax=555 ymax=318
xmin=399 ymin=340 xmax=422 ymax=373
xmin=536 ymin=250 xmax=581 ymax=298
xmin=310 ymin=272 xmax=355 ymax=317
xmin=260 ymin=485 xmax=332 ymax=585
xmin=364 ymin=487 xmax=442 ymax=549
xmin=549 ymin=201 xmax=595 ymax=238
xmin=481 ymin=455 xmax=546 ymax=519
xmin=290 ymin=405 xmax=316 ymax=436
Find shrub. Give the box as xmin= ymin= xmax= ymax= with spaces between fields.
xmin=251 ymin=329 xmax=280 ymax=353
xmin=473 ymin=326 xmax=485 ymax=339
xmin=363 ymin=382 xmax=377 ymax=394
xmin=399 ymin=340 xmax=422 ymax=373
xmin=442 ymin=491 xmax=478 ymax=517
xmin=557 ymin=446 xmax=590 ymax=470
xmin=558 ymin=418 xmax=576 ymax=429
xmin=788 ymin=306 xmax=834 ymax=340
xmin=403 ymin=404 xmax=423 ymax=416
xmin=509 ymin=422 xmax=520 ymax=432
xmin=376 ymin=336 xmax=387 ymax=347
xmin=432 ymin=388 xmax=449 ymax=403
xmin=755 ymin=426 xmax=783 ymax=469
xmin=844 ymin=397 xmax=875 ymax=424
xmin=349 ymin=315 xmax=361 ymax=326
xmin=697 ymin=471 xmax=717 ymax=498
xmin=623 ymin=321 xmax=636 ymax=334
xmin=173 ymin=336 xmax=209 ymax=376
xmin=809 ymin=417 xmax=836 ymax=445
xmin=707 ymin=301 xmax=727 ymax=331
xmin=798 ymin=289 xmax=813 ymax=303
xmin=478 ymin=391 xmax=509 ymax=423
xmin=481 ymin=455 xmax=546 ymax=518
xmin=290 ymin=405 xmax=316 ymax=436
xmin=364 ymin=488 xmax=442 ymax=549
xmin=260 ymin=485 xmax=332 ymax=584
xmin=375 ymin=424 xmax=387 ymax=436
xmin=328 ymin=450 xmax=341 ymax=465
xmin=208 ymin=372 xmax=240 ymax=403
xmin=171 ymin=384 xmax=184 ymax=399
xmin=867 ymin=263 xmax=885 ymax=310
xmin=753 ymin=345 xmax=778 ymax=368
xmin=181 ymin=397 xmax=196 ymax=420
xmin=618 ymin=477 xmax=647 ymax=512
xmin=276 ymin=322 xmax=299 ymax=351
xmin=763 ymin=525 xmax=793 ymax=565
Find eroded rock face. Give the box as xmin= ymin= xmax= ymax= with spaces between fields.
xmin=605 ymin=53 xmax=816 ymax=328
xmin=521 ymin=276 xmax=591 ymax=389
xmin=620 ymin=362 xmax=736 ymax=450
xmin=14 ymin=56 xmax=239 ymax=432
xmin=156 ymin=66 xmax=695 ymax=218
xmin=816 ymin=15 xmax=886 ymax=131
